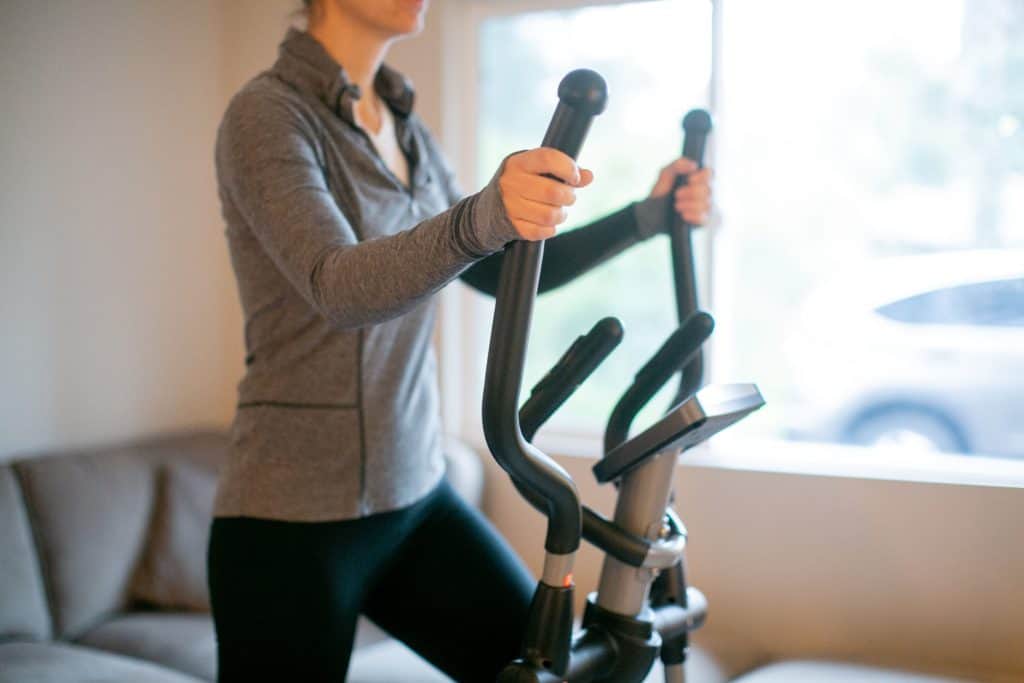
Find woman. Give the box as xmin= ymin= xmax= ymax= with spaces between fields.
xmin=207 ymin=1 xmax=713 ymax=681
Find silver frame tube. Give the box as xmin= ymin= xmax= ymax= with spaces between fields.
xmin=595 ymin=447 xmax=681 ymax=616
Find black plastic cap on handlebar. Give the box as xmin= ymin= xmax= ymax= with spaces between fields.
xmin=557 ymin=69 xmax=608 ymax=115
xmin=681 ymin=109 xmax=712 ymax=165
xmin=541 ymin=69 xmax=608 ymax=155
xmin=482 ymin=70 xmax=607 ymax=556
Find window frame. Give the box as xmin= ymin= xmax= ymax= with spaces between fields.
xmin=435 ymin=0 xmax=1024 ymax=489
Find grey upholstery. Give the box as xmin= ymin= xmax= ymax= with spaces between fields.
xmin=348 ymin=639 xmax=454 ymax=682
xmin=0 ymin=465 xmax=50 ymax=641
xmin=0 ymin=430 xmax=498 ymax=682
xmin=0 ymin=641 xmax=202 ymax=683
xmin=733 ymin=660 xmax=971 ymax=682
xmin=353 ymin=616 xmax=391 ymax=650
xmin=14 ymin=447 xmax=157 ymax=639
xmin=132 ymin=460 xmax=219 ymax=612
xmin=77 ymin=613 xmax=216 ymax=681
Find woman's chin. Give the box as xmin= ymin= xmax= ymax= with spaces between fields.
xmin=394 ymin=0 xmax=427 ymax=33
xmin=390 ymin=16 xmax=425 ymax=38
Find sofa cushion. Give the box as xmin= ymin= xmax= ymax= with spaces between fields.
xmin=14 ymin=447 xmax=157 ymax=639
xmin=76 ymin=611 xmax=471 ymax=683
xmin=353 ymin=616 xmax=390 ymax=650
xmin=12 ymin=431 xmax=227 ymax=640
xmin=347 ymin=638 xmax=453 ymax=682
xmin=0 ymin=640 xmax=202 ymax=683
xmin=0 ymin=465 xmax=50 ymax=640
xmin=733 ymin=660 xmax=970 ymax=682
xmin=77 ymin=612 xmax=216 ymax=682
xmin=132 ymin=461 xmax=218 ymax=612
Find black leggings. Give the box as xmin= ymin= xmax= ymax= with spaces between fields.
xmin=207 ymin=478 xmax=535 ymax=682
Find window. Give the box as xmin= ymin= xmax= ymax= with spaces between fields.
xmin=458 ymin=0 xmax=1024 ymax=465
xmin=470 ymin=0 xmax=713 ymax=436
xmin=716 ymin=0 xmax=1024 ymax=461
xmin=878 ymin=279 xmax=1024 ymax=327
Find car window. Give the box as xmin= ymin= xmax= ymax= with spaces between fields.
xmin=877 ymin=279 xmax=1024 ymax=326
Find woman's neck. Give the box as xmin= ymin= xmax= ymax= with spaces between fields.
xmin=309 ymin=14 xmax=392 ymax=131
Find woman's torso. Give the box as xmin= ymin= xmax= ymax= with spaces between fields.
xmin=214 ymin=29 xmax=459 ymax=521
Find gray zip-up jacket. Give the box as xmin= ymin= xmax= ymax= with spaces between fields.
xmin=214 ymin=29 xmax=670 ymax=521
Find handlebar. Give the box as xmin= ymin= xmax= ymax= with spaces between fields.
xmin=668 ymin=109 xmax=713 ymax=405
xmin=481 ymin=69 xmax=608 ymax=557
xmin=520 ymin=317 xmax=623 ymax=443
xmin=603 ymin=311 xmax=714 ymax=453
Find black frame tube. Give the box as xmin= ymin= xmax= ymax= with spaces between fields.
xmin=481 ymin=69 xmax=608 ymax=555
xmin=520 ymin=317 xmax=623 ymax=443
xmin=498 ymin=628 xmax=623 ymax=683
xmin=511 ymin=314 xmax=650 ymax=567
xmin=668 ymin=109 xmax=713 ymax=406
xmin=653 ymin=587 xmax=708 ymax=641
xmin=603 ymin=311 xmax=714 ymax=453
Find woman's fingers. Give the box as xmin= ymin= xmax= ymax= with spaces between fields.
xmin=508 ymin=147 xmax=583 ymax=186
xmin=507 ymin=197 xmax=568 ymax=226
xmin=498 ymin=148 xmax=594 ymax=241
xmin=674 ymin=182 xmax=712 ymax=202
xmin=674 ymin=197 xmax=711 ymax=225
xmin=675 ymin=203 xmax=710 ymax=224
xmin=671 ymin=167 xmax=713 ymax=225
xmin=649 ymin=158 xmax=700 ymax=198
xmin=670 ymin=157 xmax=699 ymax=176
xmin=503 ymin=174 xmax=577 ymax=207
xmin=508 ymin=217 xmax=558 ymax=241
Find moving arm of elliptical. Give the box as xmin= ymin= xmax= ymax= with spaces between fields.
xmin=510 ymin=317 xmax=709 ymax=569
xmin=603 ymin=311 xmax=715 ymax=454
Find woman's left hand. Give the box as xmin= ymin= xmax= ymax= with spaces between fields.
xmin=648 ymin=158 xmax=713 ymax=226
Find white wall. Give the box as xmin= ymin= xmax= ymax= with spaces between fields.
xmin=0 ymin=1 xmax=239 ymax=457
xmin=0 ymin=0 xmax=443 ymax=458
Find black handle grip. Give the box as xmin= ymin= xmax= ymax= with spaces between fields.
xmin=520 ymin=316 xmax=623 ymax=443
xmin=669 ymin=109 xmax=713 ymax=404
xmin=604 ymin=311 xmax=714 ymax=453
xmin=482 ymin=69 xmax=607 ymax=556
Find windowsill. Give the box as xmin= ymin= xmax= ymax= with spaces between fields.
xmin=468 ymin=428 xmax=1024 ymax=490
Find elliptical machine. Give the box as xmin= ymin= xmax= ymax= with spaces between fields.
xmin=481 ymin=70 xmax=765 ymax=683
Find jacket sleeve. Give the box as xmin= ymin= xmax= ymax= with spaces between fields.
xmin=215 ymin=88 xmax=518 ymax=329
xmin=459 ymin=194 xmax=672 ymax=297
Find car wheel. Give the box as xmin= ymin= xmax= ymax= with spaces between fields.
xmin=847 ymin=408 xmax=968 ymax=454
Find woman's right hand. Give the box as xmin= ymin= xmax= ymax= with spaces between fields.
xmin=497 ymin=148 xmax=595 ymax=241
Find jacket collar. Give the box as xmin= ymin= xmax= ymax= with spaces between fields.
xmin=273 ymin=28 xmax=416 ymax=126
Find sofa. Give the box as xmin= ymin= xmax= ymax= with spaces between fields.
xmin=0 ymin=430 xmax=974 ymax=683
xmin=0 ymin=430 xmax=472 ymax=682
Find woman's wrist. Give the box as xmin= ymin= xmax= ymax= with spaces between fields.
xmin=632 ymin=193 xmax=673 ymax=241
xmin=452 ymin=160 xmax=520 ymax=259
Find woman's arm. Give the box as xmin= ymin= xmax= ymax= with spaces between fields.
xmin=418 ymin=124 xmax=709 ymax=298
xmin=458 ymin=195 xmax=670 ymax=296
xmin=216 ymin=88 xmax=518 ymax=329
